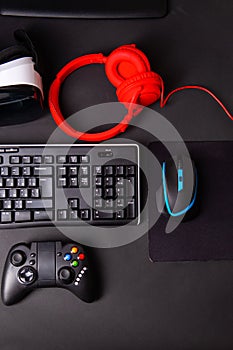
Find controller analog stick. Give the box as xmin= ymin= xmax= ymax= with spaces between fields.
xmin=58 ymin=267 xmax=75 ymax=285
xmin=11 ymin=250 xmax=26 ymax=267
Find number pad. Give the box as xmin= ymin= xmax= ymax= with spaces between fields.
xmin=92 ymin=164 xmax=137 ymax=220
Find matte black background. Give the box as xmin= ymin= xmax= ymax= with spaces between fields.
xmin=0 ymin=1 xmax=233 ymax=349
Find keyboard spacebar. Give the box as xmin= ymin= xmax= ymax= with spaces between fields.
xmin=25 ymin=199 xmax=53 ymax=209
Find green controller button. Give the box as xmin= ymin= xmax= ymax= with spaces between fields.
xmin=71 ymin=260 xmax=79 ymax=267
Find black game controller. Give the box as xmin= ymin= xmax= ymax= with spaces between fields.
xmin=1 ymin=241 xmax=95 ymax=306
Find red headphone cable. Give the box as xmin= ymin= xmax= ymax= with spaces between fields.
xmin=160 ymin=81 xmax=233 ymax=120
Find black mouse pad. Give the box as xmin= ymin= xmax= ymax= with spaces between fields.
xmin=147 ymin=140 xmax=233 ymax=262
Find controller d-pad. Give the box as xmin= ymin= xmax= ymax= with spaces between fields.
xmin=18 ymin=266 xmax=37 ymax=285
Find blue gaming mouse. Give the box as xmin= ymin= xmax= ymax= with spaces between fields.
xmin=156 ymin=155 xmax=198 ymax=222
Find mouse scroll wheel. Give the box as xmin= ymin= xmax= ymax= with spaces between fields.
xmin=178 ymin=168 xmax=184 ymax=192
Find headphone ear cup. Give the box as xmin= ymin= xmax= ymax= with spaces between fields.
xmin=116 ymin=71 xmax=162 ymax=107
xmin=105 ymin=44 xmax=151 ymax=88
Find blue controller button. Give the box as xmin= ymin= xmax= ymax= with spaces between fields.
xmin=64 ymin=253 xmax=72 ymax=261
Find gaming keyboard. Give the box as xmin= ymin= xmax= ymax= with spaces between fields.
xmin=0 ymin=144 xmax=140 ymax=227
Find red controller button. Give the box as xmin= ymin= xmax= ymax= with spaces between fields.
xmin=71 ymin=246 xmax=78 ymax=254
xmin=78 ymin=253 xmax=85 ymax=261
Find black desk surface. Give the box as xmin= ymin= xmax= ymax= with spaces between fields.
xmin=0 ymin=1 xmax=233 ymax=349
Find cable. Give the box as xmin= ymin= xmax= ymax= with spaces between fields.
xmin=159 ymin=80 xmax=233 ymax=121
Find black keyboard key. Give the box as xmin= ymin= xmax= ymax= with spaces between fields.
xmin=68 ymin=199 xmax=79 ymax=209
xmin=28 ymin=178 xmax=38 ymax=187
xmin=57 ymin=209 xmax=67 ymax=220
xmin=116 ymin=198 xmax=125 ymax=209
xmin=9 ymin=189 xmax=18 ymax=198
xmin=10 ymin=156 xmax=21 ymax=164
xmin=33 ymin=156 xmax=42 ymax=164
xmin=57 ymin=167 xmax=66 ymax=176
xmin=3 ymin=200 xmax=12 ymax=209
xmin=127 ymin=176 xmax=135 ymax=185
xmin=126 ymin=177 xmax=135 ymax=197
xmin=95 ymin=176 xmax=102 ymax=186
xmin=0 ymin=189 xmax=6 ymax=198
xmin=116 ymin=210 xmax=125 ymax=219
xmin=1 ymin=211 xmax=12 ymax=223
xmin=69 ymin=210 xmax=78 ymax=220
xmin=33 ymin=166 xmax=53 ymax=176
xmin=79 ymin=209 xmax=90 ymax=220
xmin=79 ymin=177 xmax=89 ymax=188
xmin=57 ymin=155 xmax=67 ymax=164
xmin=126 ymin=165 xmax=136 ymax=176
xmin=15 ymin=211 xmax=31 ymax=222
xmin=94 ymin=199 xmax=103 ymax=208
xmin=5 ymin=178 xmax=15 ymax=187
xmin=58 ymin=178 xmax=67 ymax=188
xmin=1 ymin=167 xmax=9 ymax=176
xmin=69 ymin=156 xmax=78 ymax=164
xmin=44 ymin=155 xmax=54 ymax=164
xmin=116 ymin=166 xmax=125 ymax=176
xmin=116 ymin=177 xmax=124 ymax=186
xmin=79 ymin=166 xmax=89 ymax=176
xmin=31 ymin=188 xmax=40 ymax=198
xmin=11 ymin=167 xmax=20 ymax=176
xmin=19 ymin=189 xmax=28 ymax=198
xmin=22 ymin=156 xmax=31 ymax=164
xmin=26 ymin=199 xmax=53 ymax=209
xmin=104 ymin=166 xmax=114 ymax=175
xmin=116 ymin=187 xmax=124 ymax=197
xmin=104 ymin=177 xmax=114 ymax=187
xmin=126 ymin=200 xmax=136 ymax=219
xmin=14 ymin=200 xmax=24 ymax=209
xmin=104 ymin=188 xmax=114 ymax=199
xmin=17 ymin=178 xmax=26 ymax=187
xmin=80 ymin=155 xmax=89 ymax=163
xmin=94 ymin=188 xmax=102 ymax=198
xmin=104 ymin=199 xmax=114 ymax=208
xmin=34 ymin=210 xmax=54 ymax=221
xmin=93 ymin=210 xmax=114 ymax=220
xmin=22 ymin=167 xmax=31 ymax=176
xmin=39 ymin=178 xmax=53 ymax=198
xmin=93 ymin=166 xmax=102 ymax=175
xmin=69 ymin=177 xmax=78 ymax=187
xmin=69 ymin=167 xmax=78 ymax=176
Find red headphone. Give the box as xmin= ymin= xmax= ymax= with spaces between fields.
xmin=48 ymin=44 xmax=232 ymax=142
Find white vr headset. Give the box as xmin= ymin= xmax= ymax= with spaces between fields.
xmin=0 ymin=29 xmax=43 ymax=107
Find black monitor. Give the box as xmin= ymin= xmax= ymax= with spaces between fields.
xmin=0 ymin=0 xmax=168 ymax=18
